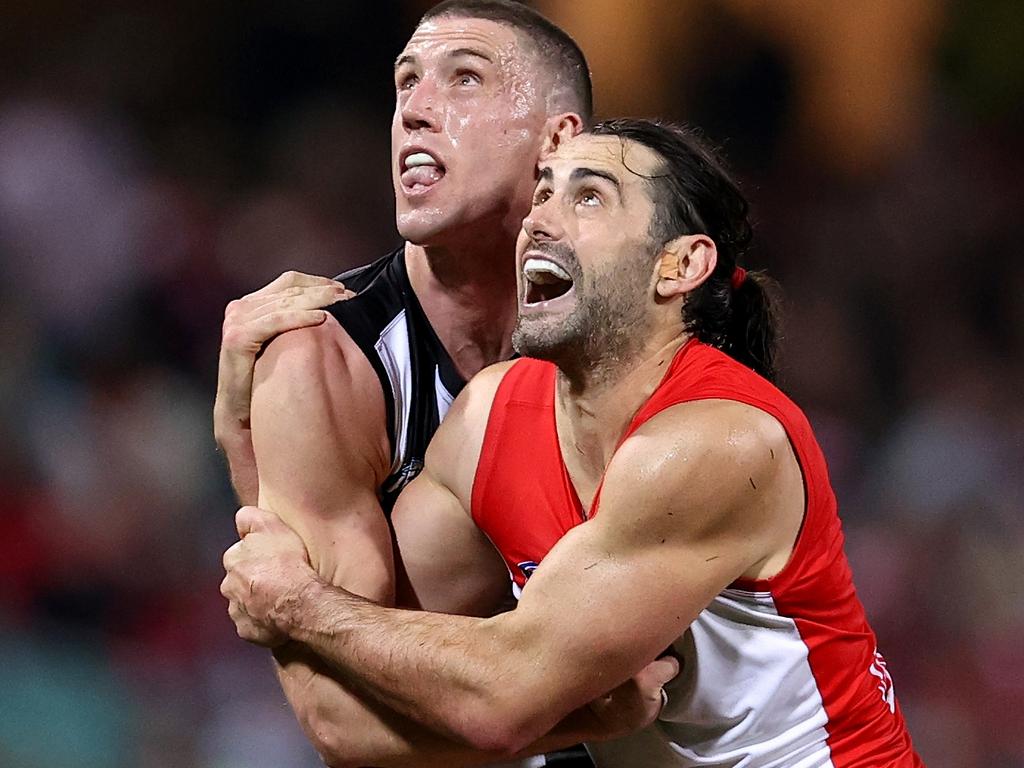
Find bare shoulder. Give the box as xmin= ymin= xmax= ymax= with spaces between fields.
xmin=254 ymin=314 xmax=377 ymax=396
xmin=601 ymin=399 xmax=802 ymax=571
xmin=251 ymin=315 xmax=389 ymax=482
xmin=623 ymin=398 xmax=791 ymax=474
xmin=424 ymin=359 xmax=518 ymax=507
xmin=445 ymin=359 xmax=518 ymax=425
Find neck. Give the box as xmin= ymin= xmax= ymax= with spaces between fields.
xmin=405 ymin=229 xmax=520 ymax=380
xmin=555 ymin=330 xmax=690 ymax=474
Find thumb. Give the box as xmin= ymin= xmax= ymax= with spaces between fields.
xmin=236 ymin=505 xmax=273 ymax=537
xmin=636 ymin=655 xmax=680 ymax=695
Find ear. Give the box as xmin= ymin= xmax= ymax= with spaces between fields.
xmin=655 ymin=235 xmax=718 ymax=299
xmin=539 ymin=112 xmax=584 ymax=160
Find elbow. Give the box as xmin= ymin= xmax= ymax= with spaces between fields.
xmin=444 ymin=689 xmax=554 ymax=757
xmin=297 ymin=699 xmax=364 ymax=768
xmin=309 ymin=729 xmax=361 ymax=768
xmin=446 ymin=635 xmax=565 ymax=755
xmin=318 ymin=755 xmax=363 ymax=768
xmin=314 ymin=742 xmax=355 ymax=768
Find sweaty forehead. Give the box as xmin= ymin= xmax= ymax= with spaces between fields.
xmin=544 ymin=135 xmax=664 ymax=180
xmin=401 ymin=17 xmax=523 ymax=65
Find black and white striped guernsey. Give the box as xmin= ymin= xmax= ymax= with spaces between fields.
xmin=329 ymin=247 xmax=595 ymax=768
xmin=328 ymin=247 xmax=465 ymax=513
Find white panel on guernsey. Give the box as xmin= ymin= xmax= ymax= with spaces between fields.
xmin=488 ymin=757 xmax=547 ymax=768
xmin=375 ymin=310 xmax=413 ymax=478
xmin=586 ymin=589 xmax=835 ymax=767
xmin=434 ymin=365 xmax=456 ymax=423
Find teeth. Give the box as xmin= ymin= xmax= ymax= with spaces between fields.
xmin=405 ymin=152 xmax=438 ymax=169
xmin=523 ymin=257 xmax=571 ymax=284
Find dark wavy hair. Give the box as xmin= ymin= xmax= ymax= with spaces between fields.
xmin=588 ymin=118 xmax=780 ymax=382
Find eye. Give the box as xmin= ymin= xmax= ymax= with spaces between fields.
xmin=577 ymin=189 xmax=602 ymax=207
xmin=454 ymin=70 xmax=482 ymax=87
xmin=397 ymin=73 xmax=418 ymax=92
xmin=532 ymin=188 xmax=552 ymax=207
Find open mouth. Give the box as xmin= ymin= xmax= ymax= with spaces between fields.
xmin=400 ymin=150 xmax=446 ymax=190
xmin=523 ymin=257 xmax=574 ymax=305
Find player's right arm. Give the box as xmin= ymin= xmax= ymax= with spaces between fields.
xmin=249 ymin=312 xmax=393 ymax=603
xmin=213 ymin=271 xmax=352 ymax=505
xmin=273 ymin=626 xmax=675 ymax=768
xmin=274 ymin=635 xmax=675 ymax=768
xmin=245 ymin=310 xmax=424 ymax=760
xmin=243 ymin=363 xmax=675 ymax=766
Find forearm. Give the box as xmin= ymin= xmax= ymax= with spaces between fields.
xmin=276 ymin=580 xmax=560 ymax=754
xmin=275 ymin=644 xmax=426 ymax=768
xmin=273 ymin=642 xmax=606 ymax=767
xmin=216 ymin=424 xmax=259 ymax=505
xmin=263 ymin=496 xmax=396 ymax=606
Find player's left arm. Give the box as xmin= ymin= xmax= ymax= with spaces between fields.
xmin=260 ymin=399 xmax=803 ymax=755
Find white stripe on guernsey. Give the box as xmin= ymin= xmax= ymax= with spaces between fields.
xmin=434 ymin=365 xmax=456 ymax=423
xmin=487 ymin=757 xmax=547 ymax=768
xmin=374 ymin=310 xmax=412 ymax=477
xmin=511 ymin=573 xmax=523 ymax=601
xmin=587 ymin=590 xmax=835 ymax=767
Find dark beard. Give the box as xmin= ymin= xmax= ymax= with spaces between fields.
xmin=513 ymin=258 xmax=652 ymax=383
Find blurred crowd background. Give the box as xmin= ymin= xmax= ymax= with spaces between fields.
xmin=0 ymin=1 xmax=1020 ymax=766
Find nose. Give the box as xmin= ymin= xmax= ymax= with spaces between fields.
xmin=400 ymin=78 xmax=441 ymax=132
xmin=522 ymin=196 xmax=563 ymax=243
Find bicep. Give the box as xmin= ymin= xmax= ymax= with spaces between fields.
xmin=250 ymin=319 xmax=394 ymax=601
xmin=502 ymin=515 xmax=735 ymax=711
xmin=392 ymin=361 xmax=515 ymax=616
xmin=392 ymin=468 xmax=509 ymax=617
xmin=501 ymin=405 xmax=786 ymax=710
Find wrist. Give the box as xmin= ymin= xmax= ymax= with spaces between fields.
xmin=213 ymin=406 xmax=250 ymax=445
xmin=272 ymin=570 xmax=327 ymax=640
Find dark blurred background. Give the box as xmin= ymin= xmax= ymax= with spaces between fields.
xmin=0 ymin=1 xmax=1020 ymax=766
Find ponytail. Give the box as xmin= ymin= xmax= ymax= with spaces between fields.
xmin=587 ymin=119 xmax=782 ymax=381
xmin=682 ymin=267 xmax=781 ymax=384
xmin=725 ymin=270 xmax=780 ymax=383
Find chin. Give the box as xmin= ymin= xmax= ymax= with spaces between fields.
xmin=511 ymin=321 xmax=576 ymax=362
xmin=396 ymin=209 xmax=451 ymax=245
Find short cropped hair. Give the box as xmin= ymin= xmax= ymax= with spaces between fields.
xmin=420 ymin=0 xmax=593 ymax=123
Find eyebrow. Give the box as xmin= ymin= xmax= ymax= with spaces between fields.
xmin=571 ymin=167 xmax=622 ymax=192
xmin=450 ymin=47 xmax=493 ymax=64
xmin=536 ymin=166 xmax=623 ymax=192
xmin=394 ymin=47 xmax=493 ymax=72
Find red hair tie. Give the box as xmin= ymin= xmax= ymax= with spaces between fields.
xmin=731 ymin=266 xmax=747 ymax=290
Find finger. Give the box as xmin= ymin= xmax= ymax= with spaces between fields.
xmin=227 ymin=310 xmax=330 ymax=351
xmin=227 ymin=600 xmax=279 ymax=646
xmin=223 ymin=286 xmax=344 ymax=353
xmin=221 ymin=572 xmax=248 ymax=605
xmin=236 ymin=505 xmax=289 ymax=538
xmin=247 ymin=283 xmax=347 ymax=314
xmin=235 ymin=505 xmax=269 ymax=537
xmin=220 ymin=309 xmax=331 ymax=364
xmin=228 ymin=603 xmax=257 ymax=639
xmin=251 ymin=309 xmax=330 ymax=339
xmin=247 ymin=271 xmax=340 ymax=299
xmin=222 ymin=541 xmax=242 ymax=573
xmin=636 ymin=655 xmax=680 ymax=692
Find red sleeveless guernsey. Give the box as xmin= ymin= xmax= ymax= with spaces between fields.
xmin=471 ymin=340 xmax=923 ymax=768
